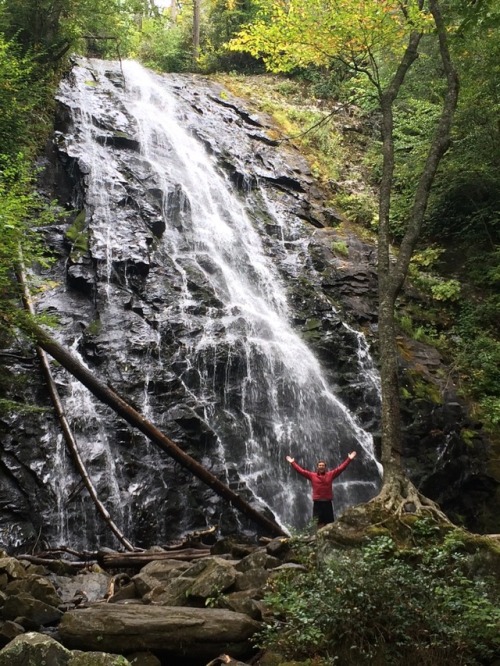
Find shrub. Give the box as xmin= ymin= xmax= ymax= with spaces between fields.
xmin=259 ymin=534 xmax=500 ymax=666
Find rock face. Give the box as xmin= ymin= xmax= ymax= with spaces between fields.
xmin=0 ymin=58 xmax=496 ymax=552
xmin=0 ymin=58 xmax=382 ymax=551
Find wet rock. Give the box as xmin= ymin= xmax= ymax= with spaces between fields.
xmin=1 ymin=56 xmax=495 ymax=558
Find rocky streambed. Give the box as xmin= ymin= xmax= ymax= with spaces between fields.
xmin=0 ymin=536 xmax=298 ymax=665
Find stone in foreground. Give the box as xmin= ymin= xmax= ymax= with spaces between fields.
xmin=59 ymin=603 xmax=260 ymax=660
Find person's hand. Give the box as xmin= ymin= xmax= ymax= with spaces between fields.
xmin=286 ymin=456 xmax=295 ymax=463
xmin=348 ymin=451 xmax=357 ymax=460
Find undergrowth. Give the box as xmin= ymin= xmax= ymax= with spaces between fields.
xmin=259 ymin=523 xmax=500 ymax=665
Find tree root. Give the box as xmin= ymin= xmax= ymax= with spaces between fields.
xmin=369 ymin=474 xmax=451 ymax=525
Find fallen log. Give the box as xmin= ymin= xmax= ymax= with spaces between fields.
xmin=98 ymin=547 xmax=212 ymax=569
xmin=17 ymin=554 xmax=92 ymax=570
xmin=23 ymin=320 xmax=288 ymax=538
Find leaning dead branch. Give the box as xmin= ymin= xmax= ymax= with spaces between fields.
xmin=16 ymin=263 xmax=135 ymax=551
xmin=22 ymin=319 xmax=287 ymax=539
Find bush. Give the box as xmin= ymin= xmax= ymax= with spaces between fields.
xmin=136 ymin=19 xmax=192 ymax=73
xmin=259 ymin=534 xmax=500 ymax=665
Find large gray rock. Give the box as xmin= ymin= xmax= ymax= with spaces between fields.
xmin=58 ymin=603 xmax=260 ymax=660
xmin=6 ymin=574 xmax=61 ymax=607
xmin=51 ymin=572 xmax=111 ymax=603
xmin=132 ymin=560 xmax=189 ymax=597
xmin=142 ymin=557 xmax=237 ymax=606
xmin=1 ymin=592 xmax=62 ymax=626
xmin=0 ymin=632 xmax=131 ymax=665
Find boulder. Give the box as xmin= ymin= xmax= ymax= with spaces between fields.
xmin=6 ymin=574 xmax=61 ymax=607
xmin=51 ymin=572 xmax=111 ymax=603
xmin=0 ymin=620 xmax=24 ymax=646
xmin=1 ymin=592 xmax=62 ymax=627
xmin=127 ymin=652 xmax=161 ymax=666
xmin=58 ymin=603 xmax=260 ymax=660
xmin=142 ymin=557 xmax=237 ymax=607
xmin=0 ymin=558 xmax=27 ymax=582
xmin=0 ymin=631 xmax=131 ymax=665
xmin=235 ymin=551 xmax=281 ymax=572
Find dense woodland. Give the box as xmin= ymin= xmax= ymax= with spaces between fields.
xmin=0 ymin=1 xmax=499 ymax=664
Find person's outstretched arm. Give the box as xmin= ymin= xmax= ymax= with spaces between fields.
xmin=286 ymin=456 xmax=313 ymax=480
xmin=329 ymin=451 xmax=357 ymax=479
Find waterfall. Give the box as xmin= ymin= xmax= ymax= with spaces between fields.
xmin=36 ymin=58 xmax=382 ymax=547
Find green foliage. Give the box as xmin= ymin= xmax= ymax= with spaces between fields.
xmin=335 ymin=191 xmax=377 ymax=228
xmin=424 ymin=0 xmax=500 ymax=247
xmin=259 ymin=533 xmax=500 ymax=665
xmin=331 ymin=240 xmax=349 ymax=257
xmin=0 ymin=0 xmax=146 ymax=63
xmin=0 ymin=159 xmax=58 ymax=330
xmin=0 ymin=36 xmax=53 ymax=167
xmin=229 ymin=0 xmax=432 ymax=76
xmin=135 ymin=17 xmax=192 ymax=72
xmin=456 ymin=332 xmax=500 ymax=408
xmin=200 ymin=0 xmax=262 ymax=73
xmin=408 ymin=247 xmax=461 ymax=302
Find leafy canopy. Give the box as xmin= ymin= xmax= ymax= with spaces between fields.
xmin=229 ymin=0 xmax=433 ymax=79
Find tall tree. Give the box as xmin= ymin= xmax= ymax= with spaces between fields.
xmin=192 ymin=0 xmax=201 ymax=60
xmin=230 ymin=0 xmax=459 ymax=515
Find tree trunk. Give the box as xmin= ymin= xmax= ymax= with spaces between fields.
xmin=24 ymin=321 xmax=288 ymax=539
xmin=377 ymin=31 xmax=422 ymax=478
xmin=170 ymin=0 xmax=178 ymax=23
xmin=193 ymin=0 xmax=201 ymax=61
xmin=376 ymin=0 xmax=459 ymax=504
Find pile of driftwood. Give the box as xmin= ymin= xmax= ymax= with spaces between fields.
xmin=18 ymin=527 xmax=224 ymax=571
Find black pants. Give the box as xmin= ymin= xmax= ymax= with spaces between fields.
xmin=313 ymin=500 xmax=334 ymax=526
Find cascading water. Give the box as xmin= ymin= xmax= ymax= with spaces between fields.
xmin=29 ymin=58 xmax=383 ymax=548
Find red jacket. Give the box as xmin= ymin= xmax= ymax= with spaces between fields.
xmin=291 ymin=458 xmax=352 ymax=501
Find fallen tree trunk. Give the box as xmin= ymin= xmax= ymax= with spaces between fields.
xmin=98 ymin=547 xmax=212 ymax=569
xmin=25 ymin=321 xmax=288 ymax=538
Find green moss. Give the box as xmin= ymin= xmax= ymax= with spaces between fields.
xmin=401 ymin=368 xmax=443 ymax=404
xmin=85 ymin=319 xmax=102 ymax=336
xmin=303 ymin=318 xmax=322 ymax=331
xmin=331 ymin=240 xmax=349 ymax=257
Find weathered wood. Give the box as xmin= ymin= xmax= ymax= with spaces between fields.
xmin=98 ymin=548 xmax=212 ymax=569
xmin=16 ymin=264 xmax=135 ymax=551
xmin=25 ymin=320 xmax=288 ymax=539
xmin=17 ymin=554 xmax=90 ymax=569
